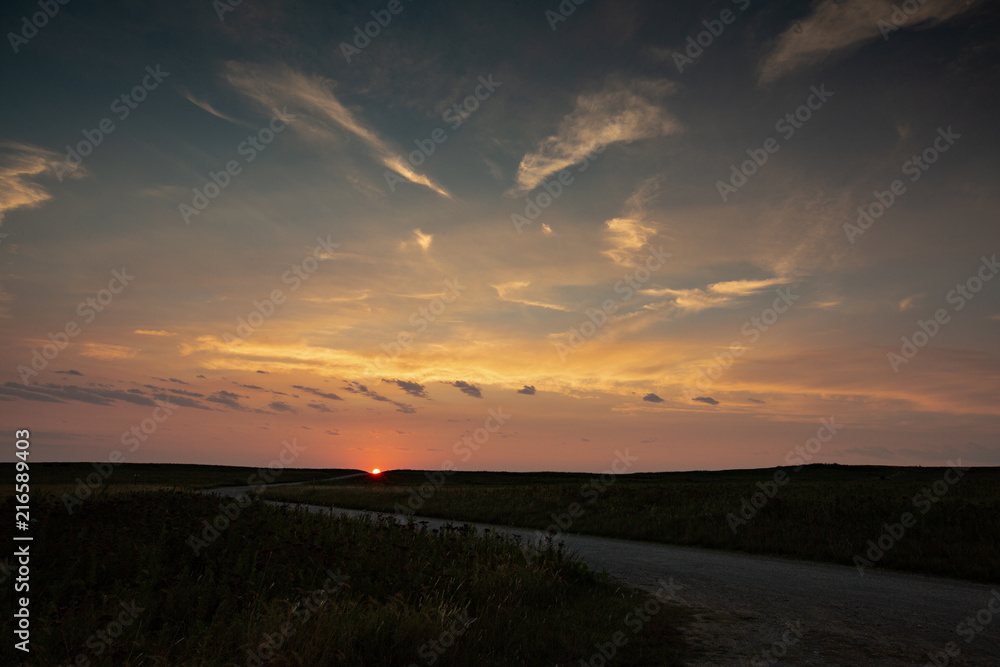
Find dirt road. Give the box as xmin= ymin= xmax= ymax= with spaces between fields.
xmin=207 ymin=485 xmax=999 ymax=666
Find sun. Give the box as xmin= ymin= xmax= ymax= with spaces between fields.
xmin=371 ymin=468 xmax=381 ymax=475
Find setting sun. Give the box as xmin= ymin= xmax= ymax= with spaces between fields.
xmin=371 ymin=469 xmax=381 ymax=475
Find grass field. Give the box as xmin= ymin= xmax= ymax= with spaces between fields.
xmin=0 ymin=489 xmax=695 ymax=666
xmin=260 ymin=464 xmax=1000 ymax=583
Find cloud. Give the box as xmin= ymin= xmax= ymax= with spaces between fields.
xmin=177 ymin=86 xmax=251 ymax=127
xmin=152 ymin=393 xmax=211 ymax=410
xmin=0 ymin=382 xmax=170 ymax=407
xmin=642 ymin=393 xmax=663 ymax=403
xmin=292 ymin=385 xmax=343 ymax=401
xmin=693 ymin=396 xmax=719 ymax=405
xmin=79 ymin=343 xmax=139 ymax=360
xmin=509 ymin=80 xmax=680 ymax=195
xmin=493 ymin=281 xmax=568 ymax=311
xmin=382 ymin=379 xmax=428 ymax=398
xmin=603 ymin=176 xmax=663 ymax=265
xmin=308 ymin=402 xmax=332 ymax=412
xmin=517 ymin=385 xmax=536 ymax=395
xmin=269 ymin=400 xmax=297 ymax=413
xmin=757 ymin=0 xmax=978 ymax=84
xmin=0 ymin=141 xmax=67 ymax=226
xmin=0 ymin=383 xmax=68 ymax=404
xmin=450 ymin=380 xmax=483 ymax=398
xmin=169 ymin=388 xmax=205 ymax=398
xmin=225 ymin=62 xmax=451 ymax=198
xmin=643 ymin=278 xmax=786 ymax=314
xmin=134 ymin=329 xmax=176 ymax=336
xmin=54 ymin=370 xmax=83 ymax=376
xmin=898 ymin=294 xmax=923 ymax=312
xmin=206 ymin=390 xmax=247 ymax=410
xmin=0 ymin=142 xmax=69 ymax=317
xmin=412 ymin=229 xmax=433 ymax=251
xmin=747 ymin=398 xmax=766 ymax=404
xmin=342 ymin=381 xmax=416 ymax=413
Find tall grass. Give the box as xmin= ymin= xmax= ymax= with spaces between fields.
xmin=0 ymin=490 xmax=693 ymax=666
xmin=261 ymin=465 xmax=1000 ymax=582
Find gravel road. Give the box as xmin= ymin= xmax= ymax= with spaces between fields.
xmin=206 ymin=484 xmax=999 ymax=666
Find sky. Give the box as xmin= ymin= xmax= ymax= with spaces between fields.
xmin=1 ymin=0 xmax=998 ymax=472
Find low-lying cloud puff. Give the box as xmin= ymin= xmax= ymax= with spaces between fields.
xmin=450 ymin=380 xmax=482 ymax=398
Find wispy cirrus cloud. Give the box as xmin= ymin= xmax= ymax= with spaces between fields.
xmin=176 ymin=86 xmax=252 ymax=127
xmin=509 ymin=80 xmax=680 ymax=196
xmin=643 ymin=278 xmax=787 ymax=314
xmin=0 ymin=142 xmax=70 ymax=316
xmin=758 ymin=0 xmax=978 ymax=84
xmin=0 ymin=141 xmax=64 ymax=225
xmin=225 ymin=62 xmax=451 ymax=198
xmin=493 ymin=281 xmax=568 ymax=311
xmin=603 ymin=175 xmax=664 ymax=266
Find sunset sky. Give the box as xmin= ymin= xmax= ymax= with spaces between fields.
xmin=1 ymin=0 xmax=998 ymax=472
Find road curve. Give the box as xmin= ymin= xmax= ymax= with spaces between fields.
xmin=205 ymin=484 xmax=1000 ymax=666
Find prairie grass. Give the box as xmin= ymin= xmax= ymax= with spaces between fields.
xmin=261 ymin=464 xmax=1000 ymax=583
xmin=0 ymin=490 xmax=694 ymax=666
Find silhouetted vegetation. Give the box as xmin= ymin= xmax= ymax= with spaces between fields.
xmin=1 ymin=489 xmax=694 ymax=666
xmin=263 ymin=464 xmax=1000 ymax=583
